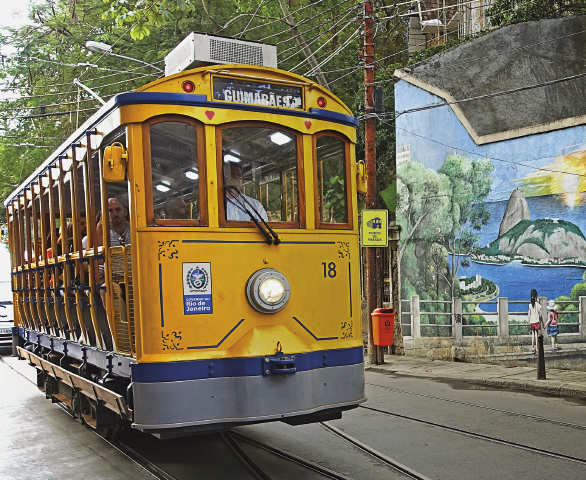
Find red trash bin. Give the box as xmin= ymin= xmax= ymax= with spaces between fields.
xmin=372 ymin=308 xmax=395 ymax=346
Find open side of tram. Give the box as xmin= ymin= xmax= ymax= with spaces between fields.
xmin=5 ymin=64 xmax=366 ymax=438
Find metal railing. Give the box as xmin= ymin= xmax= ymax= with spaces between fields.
xmin=402 ymin=295 xmax=586 ymax=343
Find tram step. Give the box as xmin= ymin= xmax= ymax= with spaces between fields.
xmin=53 ymin=393 xmax=72 ymax=409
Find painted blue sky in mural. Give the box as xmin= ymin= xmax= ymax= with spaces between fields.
xmin=395 ymin=81 xmax=586 ymax=203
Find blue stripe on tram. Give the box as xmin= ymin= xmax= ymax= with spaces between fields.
xmin=131 ymin=346 xmax=364 ymax=382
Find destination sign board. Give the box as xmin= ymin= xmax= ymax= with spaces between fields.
xmin=213 ymin=76 xmax=303 ymax=109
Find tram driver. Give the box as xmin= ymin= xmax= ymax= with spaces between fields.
xmin=224 ymin=162 xmax=268 ymax=222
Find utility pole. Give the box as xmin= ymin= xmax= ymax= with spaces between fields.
xmin=361 ymin=0 xmax=383 ymax=365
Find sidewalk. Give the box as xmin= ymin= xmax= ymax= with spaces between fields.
xmin=367 ymin=354 xmax=586 ymax=399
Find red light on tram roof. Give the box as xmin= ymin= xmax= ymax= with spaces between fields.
xmin=182 ymin=81 xmax=195 ymax=93
xmin=317 ymin=97 xmax=327 ymax=108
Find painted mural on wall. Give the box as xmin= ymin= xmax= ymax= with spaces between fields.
xmin=395 ymin=81 xmax=586 ymax=331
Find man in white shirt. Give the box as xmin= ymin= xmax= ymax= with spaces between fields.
xmin=224 ymin=162 xmax=268 ymax=222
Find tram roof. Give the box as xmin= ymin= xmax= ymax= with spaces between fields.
xmin=5 ymin=65 xmax=356 ymax=207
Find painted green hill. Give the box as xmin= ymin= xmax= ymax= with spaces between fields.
xmin=477 ymin=218 xmax=586 ymax=265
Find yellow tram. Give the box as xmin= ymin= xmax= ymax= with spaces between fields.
xmin=5 ymin=63 xmax=366 ymax=438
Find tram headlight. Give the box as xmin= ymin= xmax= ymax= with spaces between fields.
xmin=246 ymin=269 xmax=290 ymax=313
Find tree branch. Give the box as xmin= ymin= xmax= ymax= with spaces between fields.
xmin=399 ymin=209 xmax=429 ymax=263
xmin=201 ymin=0 xmax=222 ymax=28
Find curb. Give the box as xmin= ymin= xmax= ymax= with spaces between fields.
xmin=365 ymin=366 xmax=586 ymax=399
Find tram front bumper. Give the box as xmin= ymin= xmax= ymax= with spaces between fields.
xmin=131 ymin=362 xmax=365 ymax=437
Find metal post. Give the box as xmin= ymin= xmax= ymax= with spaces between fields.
xmin=453 ymin=297 xmax=462 ymax=345
xmin=11 ymin=327 xmax=19 ymax=357
xmin=498 ymin=297 xmax=509 ymax=343
xmin=362 ymin=0 xmax=381 ymax=365
xmin=388 ymin=224 xmax=403 ymax=355
xmin=580 ymin=296 xmax=586 ymax=339
xmin=411 ymin=295 xmax=421 ymax=342
xmin=537 ymin=334 xmax=546 ymax=380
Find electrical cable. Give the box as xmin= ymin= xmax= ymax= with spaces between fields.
xmin=237 ymin=0 xmax=272 ymax=38
xmin=304 ymin=26 xmax=361 ymax=76
xmin=275 ymin=5 xmax=357 ymax=47
xmin=395 ymin=127 xmax=586 ymax=178
xmin=376 ymin=0 xmax=475 ymax=20
xmin=259 ymin=0 xmax=357 ymax=42
xmin=0 ymin=59 xmax=163 ymax=92
xmin=0 ymin=73 xmax=153 ymax=101
xmin=237 ymin=0 xmax=339 ymax=37
xmin=289 ymin=20 xmax=356 ymax=72
xmin=389 ymin=70 xmax=586 ymax=118
xmin=278 ymin=6 xmax=358 ymax=60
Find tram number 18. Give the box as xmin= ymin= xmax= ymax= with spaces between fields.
xmin=322 ymin=262 xmax=337 ymax=278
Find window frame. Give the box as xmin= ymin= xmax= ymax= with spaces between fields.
xmin=142 ymin=115 xmax=207 ymax=227
xmin=313 ymin=131 xmax=353 ymax=230
xmin=216 ymin=121 xmax=305 ymax=228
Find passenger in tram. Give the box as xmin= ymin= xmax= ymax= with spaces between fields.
xmin=95 ymin=198 xmax=130 ymax=249
xmin=95 ymin=198 xmax=130 ymax=319
xmin=163 ymin=196 xmax=190 ymax=219
xmin=224 ymin=163 xmax=268 ymax=222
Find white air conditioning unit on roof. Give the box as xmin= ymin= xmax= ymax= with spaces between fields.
xmin=165 ymin=32 xmax=278 ymax=77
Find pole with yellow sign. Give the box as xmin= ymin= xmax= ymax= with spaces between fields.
xmin=362 ymin=210 xmax=389 ymax=247
xmin=362 ymin=209 xmax=388 ymax=365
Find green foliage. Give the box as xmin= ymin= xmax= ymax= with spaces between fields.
xmin=570 ymin=282 xmax=586 ymax=301
xmin=485 ymin=0 xmax=586 ymax=28
xmin=323 ymin=175 xmax=346 ymax=223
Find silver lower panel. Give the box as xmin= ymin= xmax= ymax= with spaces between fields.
xmin=132 ymin=363 xmax=365 ymax=433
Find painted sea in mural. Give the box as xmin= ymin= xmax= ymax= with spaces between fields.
xmin=453 ymin=193 xmax=586 ymax=312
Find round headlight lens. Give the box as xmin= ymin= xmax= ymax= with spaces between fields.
xmin=259 ymin=278 xmax=285 ymax=304
xmin=246 ymin=269 xmax=290 ymax=313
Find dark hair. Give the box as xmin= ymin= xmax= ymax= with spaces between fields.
xmin=530 ymin=289 xmax=538 ymax=307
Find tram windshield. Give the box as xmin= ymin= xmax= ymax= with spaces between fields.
xmin=221 ymin=126 xmax=299 ymax=225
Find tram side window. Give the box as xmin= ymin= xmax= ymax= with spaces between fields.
xmin=316 ymin=135 xmax=348 ymax=225
xmin=149 ymin=121 xmax=201 ymax=223
xmin=221 ymin=126 xmax=299 ymax=224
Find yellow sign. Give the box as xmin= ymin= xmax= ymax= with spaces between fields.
xmin=362 ymin=210 xmax=388 ymax=247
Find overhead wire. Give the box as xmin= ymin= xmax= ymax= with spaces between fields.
xmin=396 ymin=127 xmax=586 ymax=178
xmin=387 ymin=70 xmax=586 ymax=119
xmin=259 ymin=0 xmax=357 ymax=42
xmin=236 ymin=0 xmax=340 ymax=38
xmin=278 ymin=5 xmax=359 ymax=59
xmin=0 ymin=59 xmax=163 ymax=92
xmin=0 ymin=73 xmax=154 ymax=101
xmin=275 ymin=3 xmax=357 ymax=47
xmin=304 ymin=26 xmax=361 ymax=76
xmin=237 ymin=0 xmax=272 ymax=38
xmin=289 ymin=20 xmax=356 ymax=71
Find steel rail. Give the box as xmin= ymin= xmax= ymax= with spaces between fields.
xmin=360 ymin=404 xmax=586 ymax=466
xmin=366 ymin=383 xmax=586 ymax=431
xmin=229 ymin=430 xmax=354 ymax=480
xmin=319 ymin=422 xmax=433 ymax=480
xmin=221 ymin=432 xmax=272 ymax=480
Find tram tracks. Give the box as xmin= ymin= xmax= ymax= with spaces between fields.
xmin=319 ymin=422 xmax=433 ymax=480
xmin=359 ymin=403 xmax=586 ymax=466
xmin=366 ymin=382 xmax=586 ymax=431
